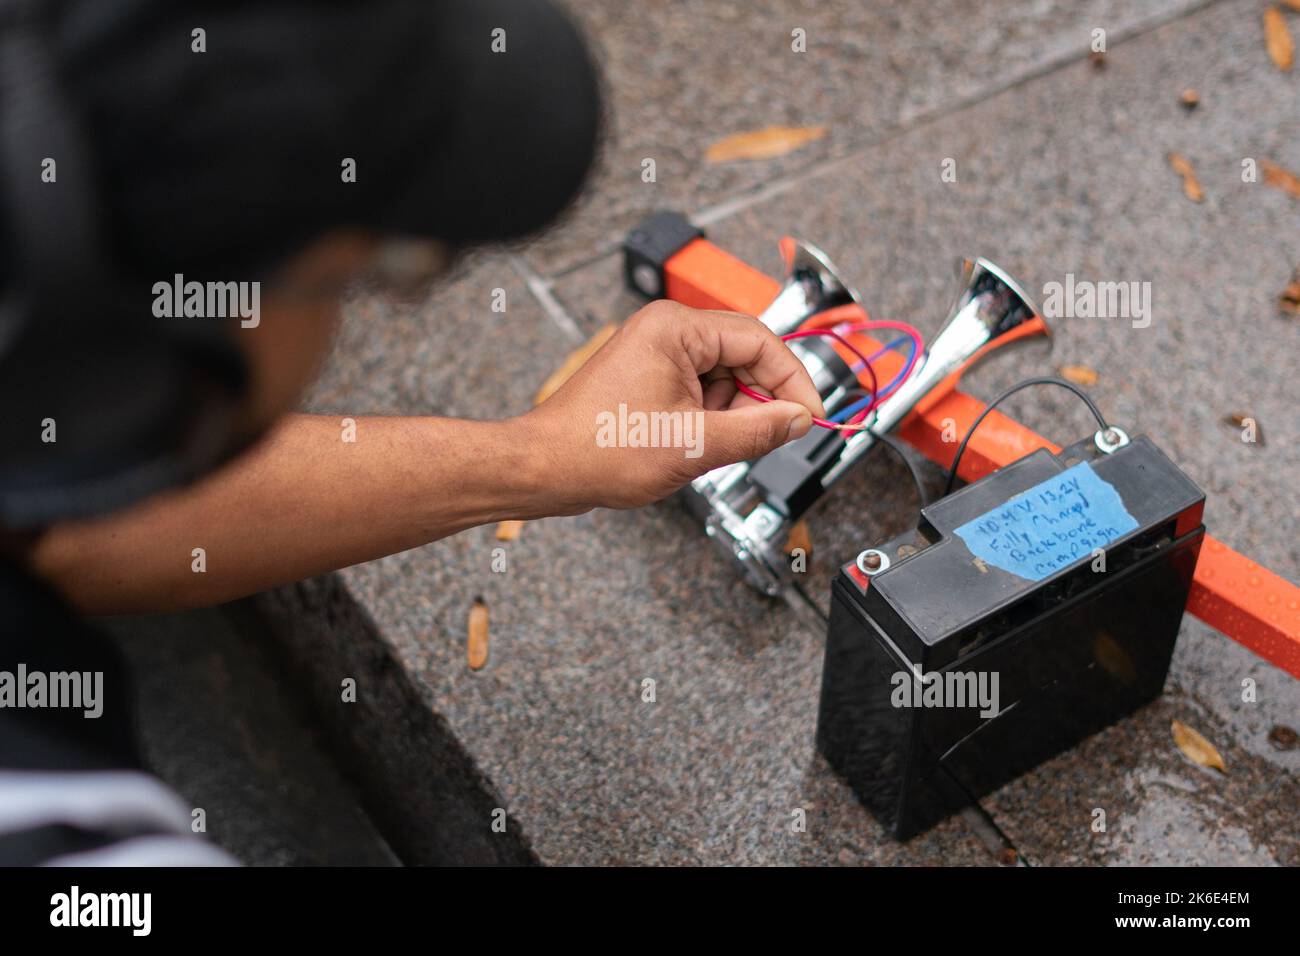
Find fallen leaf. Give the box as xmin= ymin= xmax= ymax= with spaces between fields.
xmin=1224 ymin=412 xmax=1265 ymax=446
xmin=1280 ymin=271 xmax=1300 ymax=316
xmin=1265 ymin=6 xmax=1295 ymax=71
xmin=1179 ymin=88 xmax=1199 ymax=110
xmin=1167 ymin=152 xmax=1205 ymax=202
xmin=1261 ymin=159 xmax=1300 ymax=199
xmin=785 ymin=519 xmax=813 ymax=556
xmin=533 ymin=323 xmax=618 ymax=405
xmin=495 ymin=520 xmax=524 ymax=541
xmin=705 ymin=125 xmax=826 ymax=164
xmin=1171 ymin=719 xmax=1226 ymax=772
xmin=1058 ymin=363 xmax=1099 ymax=386
xmin=467 ymin=597 xmax=489 ymax=671
xmin=1268 ymin=724 xmax=1299 ymax=751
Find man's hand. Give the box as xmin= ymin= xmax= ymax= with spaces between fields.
xmin=523 ymin=300 xmax=825 ymax=511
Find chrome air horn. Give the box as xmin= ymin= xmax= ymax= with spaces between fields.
xmin=758 ymin=237 xmax=862 ymax=335
xmin=686 ymin=250 xmax=1048 ymax=596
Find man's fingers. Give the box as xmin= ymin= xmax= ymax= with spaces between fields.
xmin=654 ymin=304 xmax=826 ymax=419
xmin=701 ymin=376 xmax=737 ymax=411
xmin=698 ymin=400 xmax=813 ymax=470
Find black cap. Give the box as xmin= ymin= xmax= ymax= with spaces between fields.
xmin=53 ymin=0 xmax=603 ymax=279
xmin=373 ymin=0 xmax=603 ymax=243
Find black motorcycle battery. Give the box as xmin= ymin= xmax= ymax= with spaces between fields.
xmin=815 ymin=433 xmax=1205 ymax=839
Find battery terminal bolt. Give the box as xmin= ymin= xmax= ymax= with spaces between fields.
xmin=857 ymin=549 xmax=890 ymax=576
xmin=1095 ymin=425 xmax=1130 ymax=454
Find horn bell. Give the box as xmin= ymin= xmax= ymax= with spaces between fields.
xmin=823 ymin=256 xmax=1049 ymax=487
xmin=757 ymin=237 xmax=862 ymax=337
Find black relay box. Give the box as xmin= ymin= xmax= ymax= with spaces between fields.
xmin=815 ymin=433 xmax=1205 ymax=839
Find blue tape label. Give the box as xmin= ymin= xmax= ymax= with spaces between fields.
xmin=953 ymin=461 xmax=1138 ymax=582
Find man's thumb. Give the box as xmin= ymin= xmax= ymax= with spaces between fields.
xmin=699 ymin=400 xmax=813 ymax=469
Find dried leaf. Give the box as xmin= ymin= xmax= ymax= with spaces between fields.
xmin=1171 ymin=719 xmax=1226 ymax=772
xmin=1265 ymin=7 xmax=1295 ymax=71
xmin=785 ymin=519 xmax=813 ymax=556
xmin=1261 ymin=159 xmax=1300 ymax=199
xmin=1058 ymin=363 xmax=1099 ymax=386
xmin=495 ymin=520 xmax=524 ymax=541
xmin=1267 ymin=724 xmax=1298 ymax=751
xmin=1280 ymin=275 xmax=1300 ymax=316
xmin=1167 ymin=152 xmax=1205 ymax=202
xmin=1224 ymin=412 xmax=1265 ymax=446
xmin=705 ymin=125 xmax=826 ymax=164
xmin=533 ymin=323 xmax=618 ymax=406
xmin=467 ymin=597 xmax=489 ymax=671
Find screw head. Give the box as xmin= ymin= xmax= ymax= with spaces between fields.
xmin=856 ymin=549 xmax=890 ymax=576
xmin=1095 ymin=425 xmax=1130 ymax=454
xmin=632 ymin=263 xmax=662 ymax=298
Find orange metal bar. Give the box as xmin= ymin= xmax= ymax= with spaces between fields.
xmin=662 ymin=237 xmax=1300 ymax=679
xmin=663 ymin=238 xmax=777 ymax=317
xmin=1186 ymin=543 xmax=1300 ymax=677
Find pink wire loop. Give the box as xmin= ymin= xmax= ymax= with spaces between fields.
xmin=730 ymin=322 xmax=924 ymax=433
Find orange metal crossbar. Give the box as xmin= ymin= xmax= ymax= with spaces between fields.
xmin=662 ymin=237 xmax=1300 ymax=678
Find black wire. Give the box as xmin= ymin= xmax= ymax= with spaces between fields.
xmin=874 ymin=431 xmax=930 ymax=509
xmin=941 ymin=376 xmax=1110 ymax=498
xmin=834 ymin=387 xmax=930 ymax=508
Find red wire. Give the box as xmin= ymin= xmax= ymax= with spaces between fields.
xmin=779 ymin=328 xmax=874 ymax=369
xmin=732 ymin=328 xmax=881 ymax=433
xmin=840 ymin=320 xmax=924 ymax=407
xmin=840 ymin=321 xmax=924 ymax=382
xmin=730 ymin=319 xmax=929 ymax=433
xmin=735 ymin=379 xmax=866 ymax=430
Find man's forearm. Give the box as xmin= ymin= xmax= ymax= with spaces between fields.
xmin=26 ymin=302 xmax=824 ymax=616
xmin=29 ymin=413 xmax=560 ymax=614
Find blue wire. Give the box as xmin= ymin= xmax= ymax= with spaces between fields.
xmin=829 ymin=336 xmax=917 ymax=424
